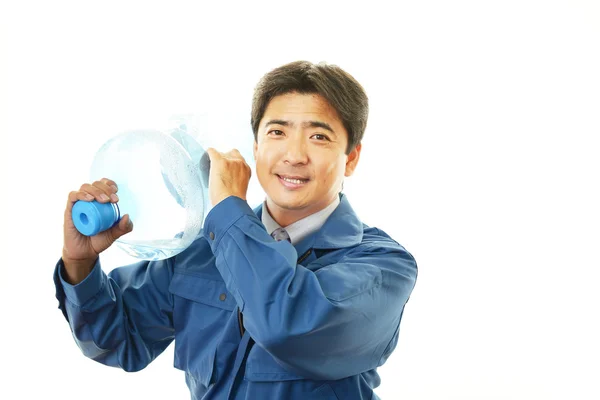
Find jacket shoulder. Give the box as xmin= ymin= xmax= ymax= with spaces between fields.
xmin=362 ymin=224 xmax=407 ymax=250
xmin=355 ymin=224 xmax=417 ymax=266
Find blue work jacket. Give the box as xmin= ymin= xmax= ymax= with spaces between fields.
xmin=54 ymin=194 xmax=418 ymax=399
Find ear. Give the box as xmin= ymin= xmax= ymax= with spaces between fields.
xmin=253 ymin=140 xmax=258 ymax=161
xmin=344 ymin=143 xmax=362 ymax=177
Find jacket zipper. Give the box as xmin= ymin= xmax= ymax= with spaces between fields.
xmin=237 ymin=248 xmax=313 ymax=338
xmin=238 ymin=309 xmax=245 ymax=337
xmin=297 ymin=249 xmax=312 ymax=264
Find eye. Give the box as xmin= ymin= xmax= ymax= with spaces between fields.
xmin=312 ymin=133 xmax=330 ymax=141
xmin=268 ymin=129 xmax=285 ymax=136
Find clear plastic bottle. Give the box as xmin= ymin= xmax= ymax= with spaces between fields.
xmin=71 ymin=129 xmax=208 ymax=261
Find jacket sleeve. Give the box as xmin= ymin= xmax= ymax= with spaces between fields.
xmin=203 ymin=196 xmax=418 ymax=380
xmin=53 ymin=256 xmax=175 ymax=372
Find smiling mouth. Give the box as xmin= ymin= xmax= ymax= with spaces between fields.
xmin=277 ymin=175 xmax=310 ymax=186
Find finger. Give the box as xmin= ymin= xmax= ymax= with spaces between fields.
xmin=99 ymin=178 xmax=118 ymax=192
xmin=224 ymin=150 xmax=236 ymax=160
xmin=100 ymin=214 xmax=133 ymax=247
xmin=223 ymin=149 xmax=245 ymax=162
xmin=115 ymin=214 xmax=134 ymax=235
xmin=68 ymin=190 xmax=94 ymax=203
xmin=66 ymin=190 xmax=95 ymax=212
xmin=79 ymin=183 xmax=112 ymax=203
xmin=93 ymin=180 xmax=117 ymax=199
xmin=118 ymin=214 xmax=133 ymax=231
xmin=93 ymin=178 xmax=119 ymax=203
xmin=206 ymin=147 xmax=216 ymax=160
xmin=206 ymin=147 xmax=224 ymax=162
xmin=223 ymin=148 xmax=240 ymax=155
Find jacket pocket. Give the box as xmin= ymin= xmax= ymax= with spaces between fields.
xmin=169 ymin=271 xmax=237 ymax=311
xmin=168 ymin=272 xmax=235 ymax=388
xmin=244 ymin=344 xmax=305 ymax=382
xmin=244 ymin=345 xmax=339 ymax=399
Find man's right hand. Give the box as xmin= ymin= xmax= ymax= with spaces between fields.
xmin=62 ymin=178 xmax=133 ymax=285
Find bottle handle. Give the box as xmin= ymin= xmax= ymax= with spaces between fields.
xmin=199 ymin=151 xmax=211 ymax=187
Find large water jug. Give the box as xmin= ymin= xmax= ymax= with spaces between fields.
xmin=71 ymin=128 xmax=209 ymax=261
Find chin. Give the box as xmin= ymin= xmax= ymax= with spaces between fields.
xmin=270 ymin=192 xmax=310 ymax=210
xmin=273 ymin=198 xmax=306 ymax=211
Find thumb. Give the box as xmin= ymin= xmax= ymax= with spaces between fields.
xmin=107 ymin=214 xmax=134 ymax=241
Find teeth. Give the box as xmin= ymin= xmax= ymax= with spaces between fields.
xmin=281 ymin=176 xmax=307 ymax=184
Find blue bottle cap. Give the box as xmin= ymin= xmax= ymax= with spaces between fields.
xmin=72 ymin=200 xmax=120 ymax=236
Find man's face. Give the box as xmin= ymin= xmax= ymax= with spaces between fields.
xmin=253 ymin=92 xmax=361 ymax=224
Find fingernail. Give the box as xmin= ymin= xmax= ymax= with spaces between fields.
xmin=99 ymin=194 xmax=109 ymax=202
xmin=111 ymin=185 xmax=118 ymax=192
xmin=110 ymin=194 xmax=119 ymax=202
xmin=85 ymin=194 xmax=94 ymax=201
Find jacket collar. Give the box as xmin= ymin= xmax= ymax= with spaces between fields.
xmin=253 ymin=193 xmax=363 ymax=250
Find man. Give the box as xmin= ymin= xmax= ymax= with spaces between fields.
xmin=55 ymin=60 xmax=418 ymax=399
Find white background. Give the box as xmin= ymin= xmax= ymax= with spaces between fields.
xmin=1 ymin=1 xmax=599 ymax=399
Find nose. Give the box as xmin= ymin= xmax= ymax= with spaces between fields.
xmin=283 ymin=134 xmax=308 ymax=165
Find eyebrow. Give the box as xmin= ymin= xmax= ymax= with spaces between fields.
xmin=264 ymin=119 xmax=336 ymax=135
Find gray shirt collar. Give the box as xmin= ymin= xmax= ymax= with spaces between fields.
xmin=261 ymin=195 xmax=341 ymax=245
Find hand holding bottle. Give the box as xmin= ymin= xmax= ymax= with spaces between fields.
xmin=206 ymin=148 xmax=252 ymax=206
xmin=62 ymin=178 xmax=133 ymax=284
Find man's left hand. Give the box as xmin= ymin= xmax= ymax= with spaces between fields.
xmin=206 ymin=148 xmax=252 ymax=206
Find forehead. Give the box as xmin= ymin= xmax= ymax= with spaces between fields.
xmin=262 ymin=92 xmax=342 ymax=125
